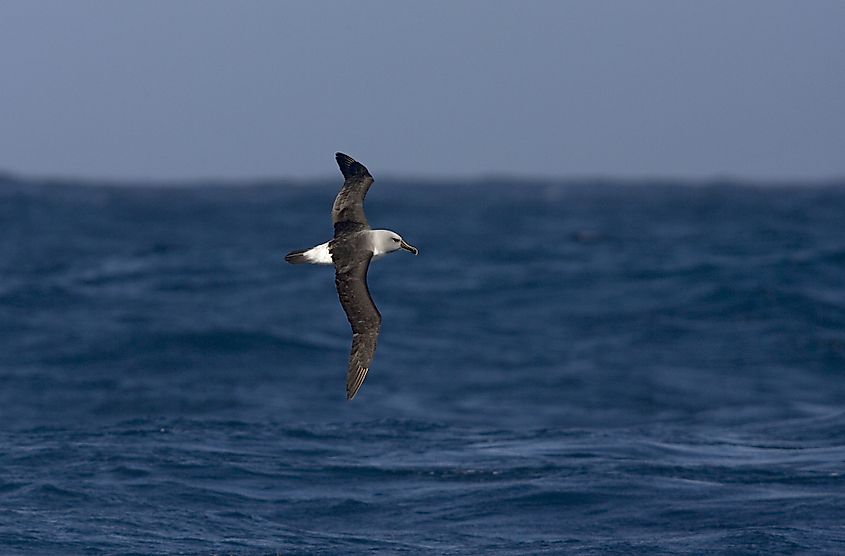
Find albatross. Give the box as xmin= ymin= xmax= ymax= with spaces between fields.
xmin=285 ymin=153 xmax=418 ymax=400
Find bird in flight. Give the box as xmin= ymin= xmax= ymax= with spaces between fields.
xmin=285 ymin=153 xmax=418 ymax=400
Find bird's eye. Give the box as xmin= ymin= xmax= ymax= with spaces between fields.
xmin=393 ymin=238 xmax=400 ymax=242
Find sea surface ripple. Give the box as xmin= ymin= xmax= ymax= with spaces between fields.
xmin=1 ymin=177 xmax=844 ymax=554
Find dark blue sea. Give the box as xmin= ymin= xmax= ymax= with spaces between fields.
xmin=1 ymin=175 xmax=844 ymax=555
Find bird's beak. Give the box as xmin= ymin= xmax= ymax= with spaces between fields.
xmin=399 ymin=240 xmax=418 ymax=255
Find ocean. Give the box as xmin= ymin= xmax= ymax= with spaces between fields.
xmin=1 ymin=176 xmax=844 ymax=554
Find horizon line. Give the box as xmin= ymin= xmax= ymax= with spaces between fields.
xmin=1 ymin=167 xmax=844 ymax=188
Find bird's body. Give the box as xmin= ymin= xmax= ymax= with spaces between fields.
xmin=284 ymin=230 xmax=409 ymax=266
xmin=285 ymin=153 xmax=418 ymax=400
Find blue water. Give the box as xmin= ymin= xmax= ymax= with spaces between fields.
xmin=1 ymin=176 xmax=844 ymax=554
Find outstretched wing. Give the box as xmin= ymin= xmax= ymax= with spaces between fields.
xmin=332 ymin=152 xmax=374 ymax=235
xmin=331 ymin=238 xmax=381 ymax=400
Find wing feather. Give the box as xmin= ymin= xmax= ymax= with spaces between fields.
xmin=331 ymin=238 xmax=381 ymax=400
xmin=332 ymin=152 xmax=374 ymax=234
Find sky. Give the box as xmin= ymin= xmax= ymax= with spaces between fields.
xmin=0 ymin=1 xmax=843 ymax=181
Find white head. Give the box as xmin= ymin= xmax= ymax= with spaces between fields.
xmin=371 ymin=229 xmax=419 ymax=258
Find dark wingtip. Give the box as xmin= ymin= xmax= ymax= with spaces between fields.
xmin=346 ymin=366 xmax=369 ymax=400
xmin=335 ymin=152 xmax=371 ymax=180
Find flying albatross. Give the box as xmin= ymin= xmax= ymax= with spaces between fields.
xmin=285 ymin=153 xmax=418 ymax=400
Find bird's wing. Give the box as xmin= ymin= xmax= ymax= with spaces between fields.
xmin=332 ymin=152 xmax=374 ymax=236
xmin=331 ymin=238 xmax=381 ymax=400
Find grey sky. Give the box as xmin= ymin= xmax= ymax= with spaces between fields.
xmin=1 ymin=1 xmax=843 ymax=180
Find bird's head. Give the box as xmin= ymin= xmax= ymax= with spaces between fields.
xmin=374 ymin=230 xmax=418 ymax=256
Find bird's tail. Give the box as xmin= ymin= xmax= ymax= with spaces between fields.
xmin=284 ymin=242 xmax=333 ymax=265
xmin=285 ymin=249 xmax=310 ymax=264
